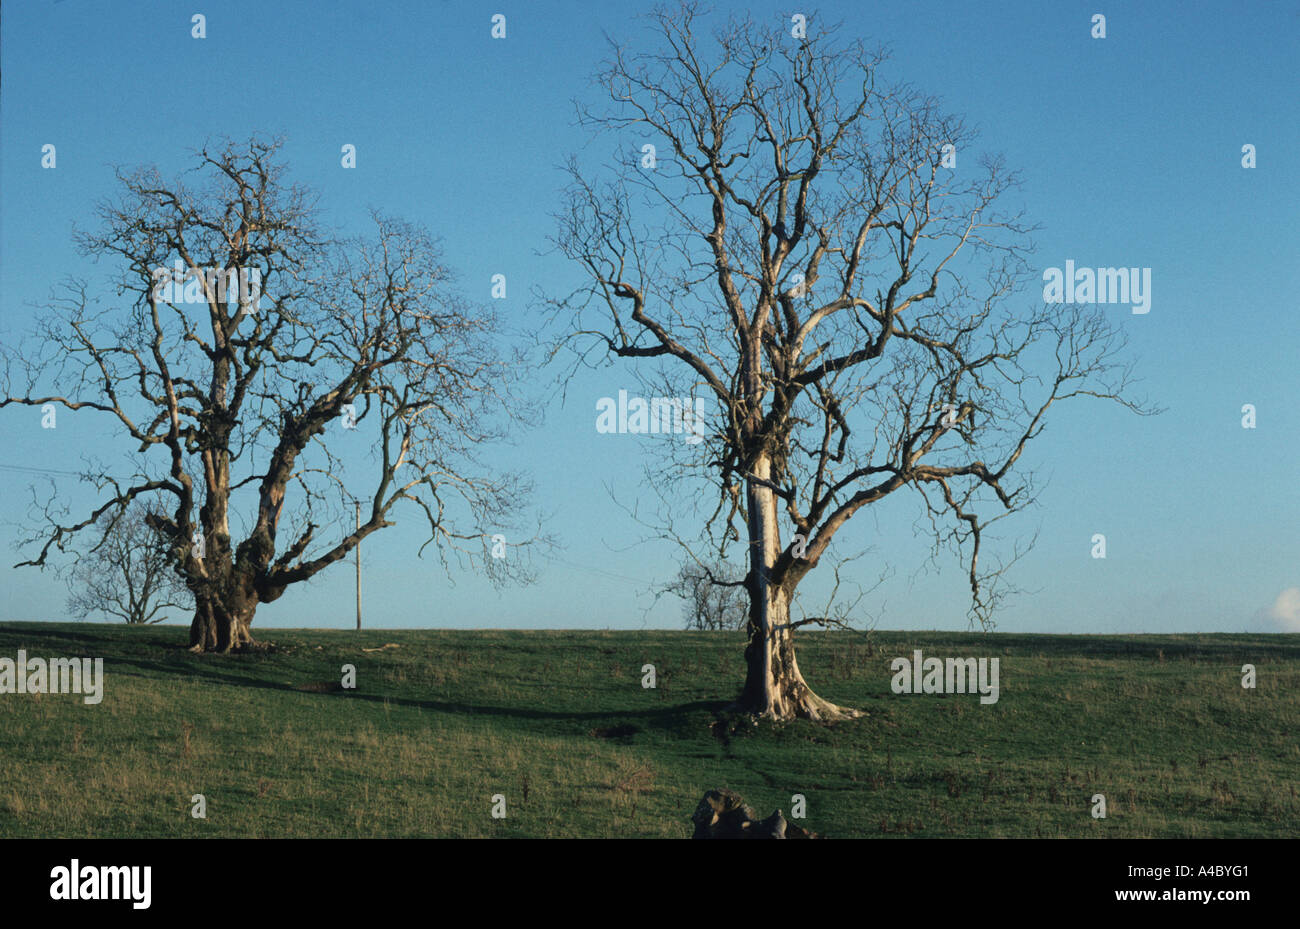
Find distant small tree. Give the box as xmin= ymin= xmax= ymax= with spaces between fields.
xmin=667 ymin=559 xmax=746 ymax=630
xmin=66 ymin=503 xmax=191 ymax=625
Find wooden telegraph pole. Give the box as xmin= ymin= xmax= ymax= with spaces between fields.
xmin=355 ymin=500 xmax=362 ymax=631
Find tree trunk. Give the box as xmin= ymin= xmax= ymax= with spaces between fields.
xmin=735 ymin=585 xmax=861 ymax=721
xmin=732 ymin=455 xmax=861 ymax=722
xmin=188 ymin=596 xmax=255 ymax=653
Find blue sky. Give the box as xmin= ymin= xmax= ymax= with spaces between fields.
xmin=1 ymin=0 xmax=1297 ymax=635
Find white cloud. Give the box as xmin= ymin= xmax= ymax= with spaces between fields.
xmin=1263 ymin=587 xmax=1300 ymax=632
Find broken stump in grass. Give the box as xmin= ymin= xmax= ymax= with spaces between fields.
xmin=690 ymin=788 xmax=820 ymax=839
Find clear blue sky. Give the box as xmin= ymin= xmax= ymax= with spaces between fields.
xmin=1 ymin=0 xmax=1297 ymax=634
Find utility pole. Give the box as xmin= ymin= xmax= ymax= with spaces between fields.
xmin=355 ymin=500 xmax=362 ymax=631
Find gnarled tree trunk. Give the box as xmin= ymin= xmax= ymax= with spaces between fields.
xmin=735 ymin=585 xmax=860 ymax=722
xmin=188 ymin=576 xmax=258 ymax=653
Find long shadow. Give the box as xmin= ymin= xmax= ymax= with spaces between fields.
xmin=0 ymin=626 xmax=176 ymax=651
xmin=93 ymin=651 xmax=731 ymax=734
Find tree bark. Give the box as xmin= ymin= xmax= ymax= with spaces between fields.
xmin=735 ymin=585 xmax=860 ymax=721
xmin=732 ymin=456 xmax=862 ymax=722
xmin=188 ymin=595 xmax=255 ymax=653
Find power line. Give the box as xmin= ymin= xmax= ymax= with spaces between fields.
xmin=546 ymin=554 xmax=652 ymax=588
xmin=0 ymin=463 xmax=87 ymax=477
xmin=0 ymin=462 xmax=661 ymax=589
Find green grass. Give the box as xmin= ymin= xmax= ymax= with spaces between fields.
xmin=0 ymin=622 xmax=1295 ymax=837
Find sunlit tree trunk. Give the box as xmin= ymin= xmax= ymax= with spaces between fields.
xmin=734 ymin=457 xmax=860 ymax=721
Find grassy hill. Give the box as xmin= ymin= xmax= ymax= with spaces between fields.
xmin=0 ymin=622 xmax=1295 ymax=838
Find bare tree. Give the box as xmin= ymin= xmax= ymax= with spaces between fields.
xmin=550 ymin=5 xmax=1150 ymax=720
xmin=666 ymin=558 xmax=747 ymax=631
xmin=65 ymin=502 xmax=192 ymax=625
xmin=3 ymin=137 xmax=538 ymax=652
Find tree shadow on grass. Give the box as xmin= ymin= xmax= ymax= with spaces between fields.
xmin=90 ymin=649 xmax=731 ymax=738
xmin=0 ymin=624 xmax=178 ymax=653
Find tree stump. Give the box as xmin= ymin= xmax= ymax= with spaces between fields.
xmin=690 ymin=789 xmax=820 ymax=839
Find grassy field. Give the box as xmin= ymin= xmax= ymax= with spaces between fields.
xmin=0 ymin=622 xmax=1295 ymax=838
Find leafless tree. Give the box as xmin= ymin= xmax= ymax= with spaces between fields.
xmin=3 ymin=137 xmax=540 ymax=652
xmin=666 ymin=557 xmax=747 ymax=631
xmin=65 ymin=502 xmax=192 ymax=625
xmin=549 ymin=4 xmax=1150 ymax=720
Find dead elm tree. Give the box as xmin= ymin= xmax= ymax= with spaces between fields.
xmin=3 ymin=137 xmax=536 ymax=653
xmin=549 ymin=5 xmax=1148 ymax=721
